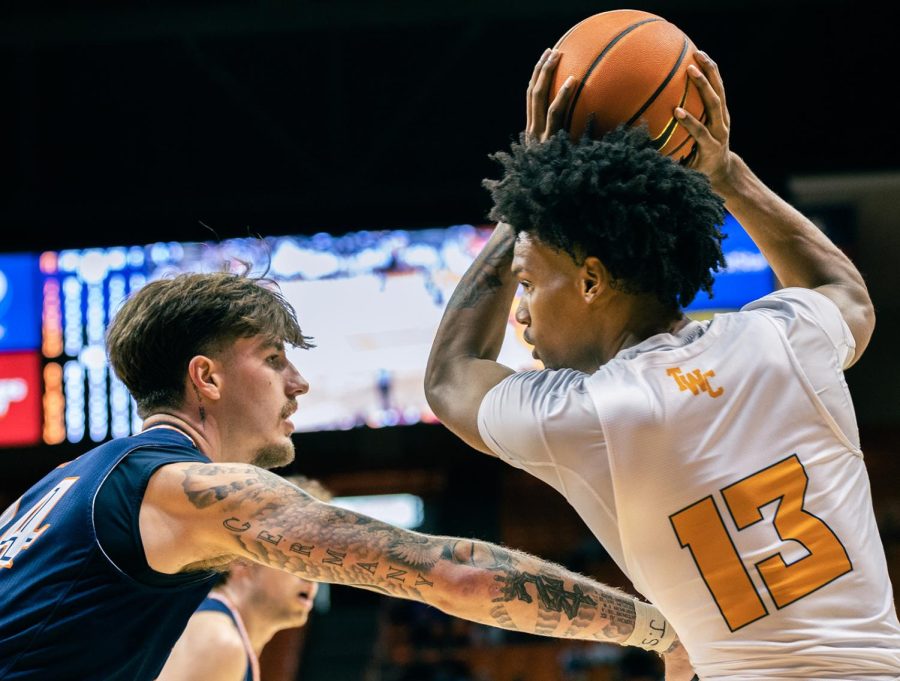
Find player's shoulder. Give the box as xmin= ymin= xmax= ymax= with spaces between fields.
xmin=740 ymin=286 xmax=842 ymax=323
xmin=502 ymin=367 xmax=589 ymax=389
xmin=480 ymin=368 xmax=597 ymax=431
xmin=739 ymin=286 xmax=852 ymax=338
xmin=161 ymin=609 xmax=247 ymax=681
xmin=197 ymin=614 xmax=248 ymax=681
xmin=738 ymin=287 xmax=856 ymax=368
xmin=487 ymin=367 xmax=594 ymax=409
xmin=188 ymin=609 xmax=247 ymax=658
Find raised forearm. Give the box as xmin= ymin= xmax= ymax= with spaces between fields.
xmin=425 ymin=223 xmax=518 ymax=393
xmin=430 ymin=222 xmax=519 ymax=361
xmin=424 ymin=223 xmax=520 ymax=449
xmin=714 ymin=154 xmax=867 ymax=293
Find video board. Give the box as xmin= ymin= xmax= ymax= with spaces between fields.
xmin=0 ymin=215 xmax=772 ymax=447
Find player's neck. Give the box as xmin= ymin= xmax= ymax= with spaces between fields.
xmin=141 ymin=412 xmax=217 ymax=461
xmin=603 ymin=295 xmax=686 ymax=358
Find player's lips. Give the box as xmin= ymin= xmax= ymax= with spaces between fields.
xmin=281 ymin=402 xmax=298 ymax=432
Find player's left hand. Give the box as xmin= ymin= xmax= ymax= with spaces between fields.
xmin=525 ymin=48 xmax=577 ymax=144
xmin=662 ymin=639 xmax=696 ymax=681
xmin=675 ymin=50 xmax=737 ymax=194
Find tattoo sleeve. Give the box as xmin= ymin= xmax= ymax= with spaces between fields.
xmin=447 ymin=227 xmax=517 ymax=311
xmin=183 ymin=463 xmax=644 ymax=644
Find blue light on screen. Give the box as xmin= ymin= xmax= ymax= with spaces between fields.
xmin=685 ymin=213 xmax=774 ymax=312
xmin=0 ymin=254 xmax=41 ymax=352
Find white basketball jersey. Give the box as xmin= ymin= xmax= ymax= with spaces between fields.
xmin=479 ymin=288 xmax=900 ymax=679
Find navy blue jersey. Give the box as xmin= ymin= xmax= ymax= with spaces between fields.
xmin=195 ymin=595 xmax=258 ymax=681
xmin=0 ymin=428 xmax=218 ymax=681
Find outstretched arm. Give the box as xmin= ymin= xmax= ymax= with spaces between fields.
xmin=143 ymin=462 xmax=677 ymax=654
xmin=676 ymin=52 xmax=875 ymax=365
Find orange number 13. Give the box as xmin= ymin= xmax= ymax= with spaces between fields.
xmin=669 ymin=455 xmax=852 ymax=631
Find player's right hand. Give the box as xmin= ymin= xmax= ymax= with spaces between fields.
xmin=675 ymin=50 xmax=736 ymax=194
xmin=663 ymin=639 xmax=697 ymax=681
xmin=525 ymin=48 xmax=577 ymax=144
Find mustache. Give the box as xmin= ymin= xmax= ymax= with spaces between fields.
xmin=280 ymin=400 xmax=298 ymax=420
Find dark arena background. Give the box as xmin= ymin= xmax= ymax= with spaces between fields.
xmin=1 ymin=2 xmax=899 ymax=680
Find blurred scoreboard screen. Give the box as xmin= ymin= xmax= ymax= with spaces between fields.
xmin=0 ymin=215 xmax=772 ymax=447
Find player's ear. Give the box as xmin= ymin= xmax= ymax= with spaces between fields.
xmin=581 ymin=256 xmax=609 ymax=302
xmin=187 ymin=355 xmax=221 ymax=401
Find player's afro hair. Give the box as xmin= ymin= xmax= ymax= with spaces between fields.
xmin=483 ymin=126 xmax=727 ymax=308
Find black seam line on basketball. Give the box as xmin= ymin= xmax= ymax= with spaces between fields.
xmin=625 ymin=35 xmax=688 ymax=129
xmin=563 ymin=17 xmax=662 ymax=133
xmin=651 ymin=78 xmax=692 ymax=151
xmin=668 ymin=109 xmax=707 ymax=157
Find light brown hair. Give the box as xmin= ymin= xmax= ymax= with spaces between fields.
xmin=106 ymin=271 xmax=313 ymax=417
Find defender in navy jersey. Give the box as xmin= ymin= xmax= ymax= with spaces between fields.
xmin=0 ymin=270 xmax=688 ymax=681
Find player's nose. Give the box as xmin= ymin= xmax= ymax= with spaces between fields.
xmin=287 ymin=361 xmax=310 ymax=397
xmin=515 ymin=298 xmax=530 ymax=325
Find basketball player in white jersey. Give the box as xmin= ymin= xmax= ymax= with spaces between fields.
xmin=158 ymin=477 xmax=330 ymax=681
xmin=425 ymin=48 xmax=900 ymax=679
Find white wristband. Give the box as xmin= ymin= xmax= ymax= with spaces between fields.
xmin=622 ymin=600 xmax=676 ymax=653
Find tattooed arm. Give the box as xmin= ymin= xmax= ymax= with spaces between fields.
xmin=140 ymin=461 xmax=677 ymax=653
xmin=424 ymin=222 xmax=518 ymax=454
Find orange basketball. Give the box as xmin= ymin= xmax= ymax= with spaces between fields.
xmin=550 ymin=9 xmax=704 ymax=161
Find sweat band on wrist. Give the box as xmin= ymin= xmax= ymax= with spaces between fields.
xmin=622 ymin=599 xmax=677 ymax=653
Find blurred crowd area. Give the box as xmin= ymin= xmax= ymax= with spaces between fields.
xmin=364 ymin=598 xmax=663 ymax=681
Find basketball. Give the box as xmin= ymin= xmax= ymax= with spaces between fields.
xmin=550 ymin=9 xmax=705 ymax=161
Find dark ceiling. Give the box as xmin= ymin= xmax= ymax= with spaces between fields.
xmin=1 ymin=0 xmax=896 ymax=253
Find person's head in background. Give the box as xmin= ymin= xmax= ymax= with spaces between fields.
xmin=157 ymin=475 xmax=335 ymax=681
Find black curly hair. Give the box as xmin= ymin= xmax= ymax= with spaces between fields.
xmin=483 ymin=126 xmax=727 ymax=309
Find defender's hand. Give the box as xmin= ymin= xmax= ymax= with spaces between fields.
xmin=676 ymin=50 xmax=736 ymax=193
xmin=525 ymin=48 xmax=577 ymax=144
xmin=663 ymin=639 xmax=696 ymax=681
